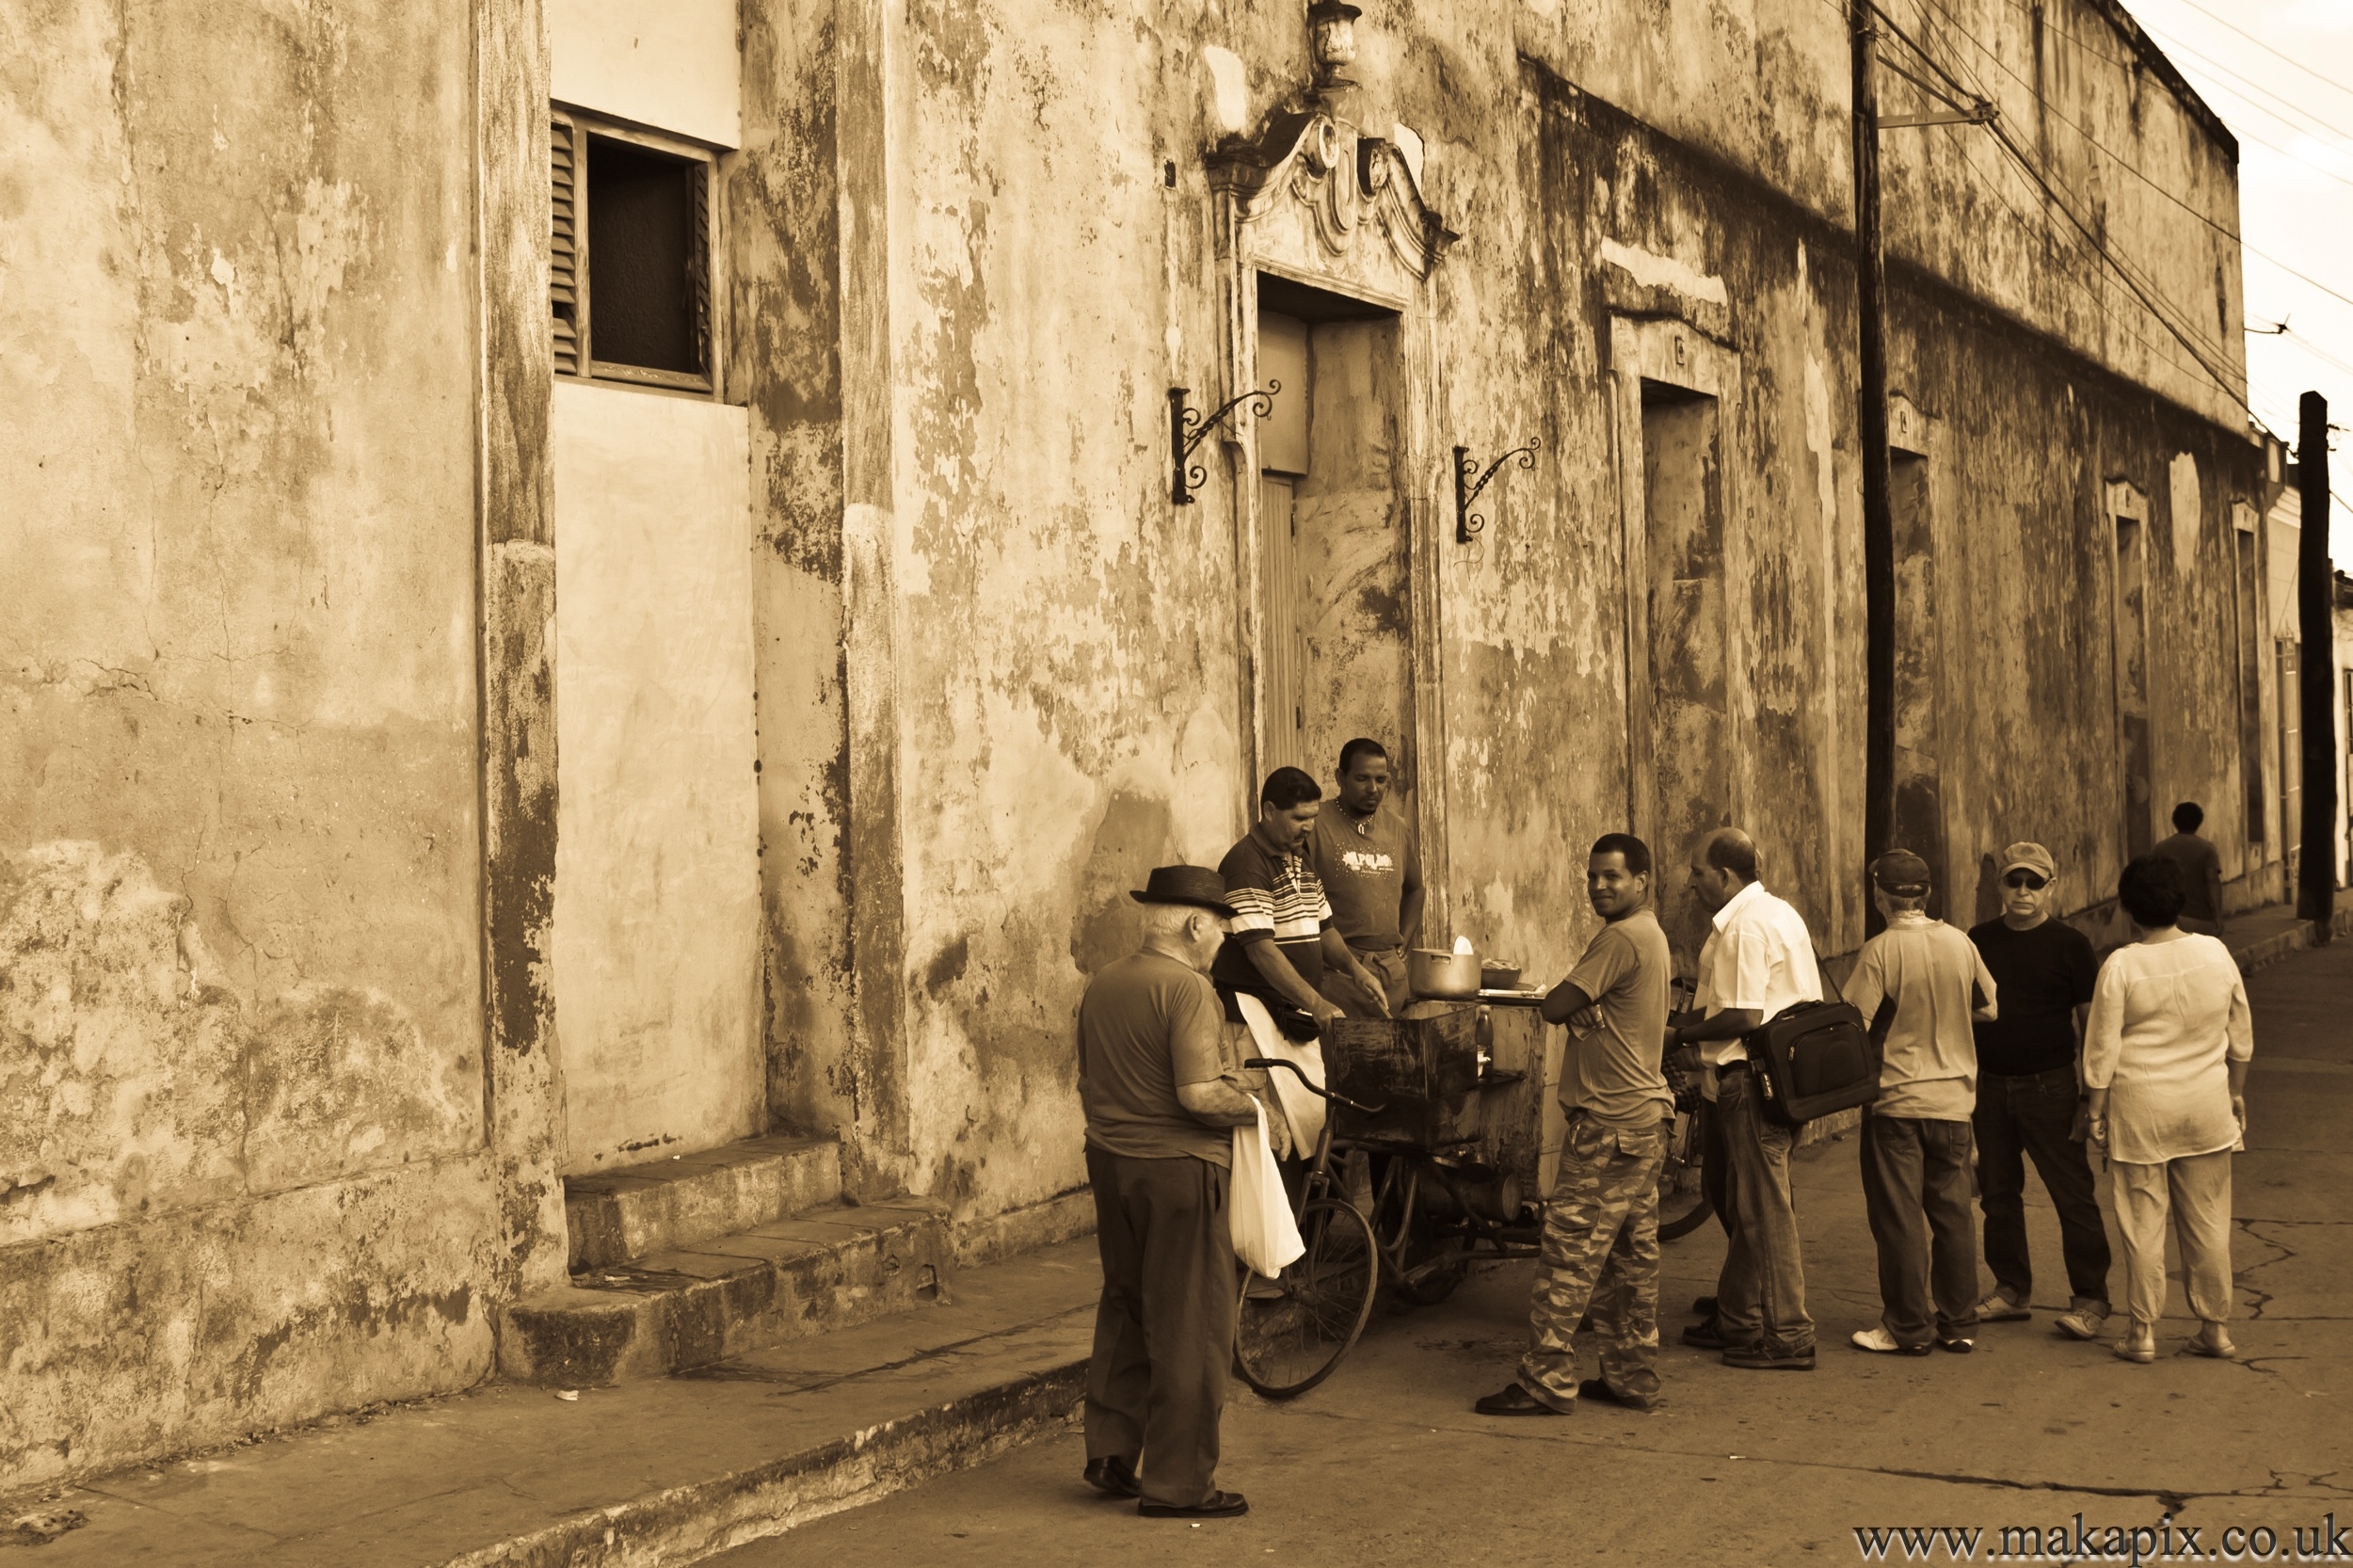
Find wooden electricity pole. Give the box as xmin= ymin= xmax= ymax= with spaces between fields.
xmin=1854 ymin=0 xmax=1896 ymax=936
xmin=2297 ymin=391 xmax=2338 ymax=936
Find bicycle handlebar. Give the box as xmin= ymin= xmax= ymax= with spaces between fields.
xmin=1242 ymin=1057 xmax=1385 ymax=1115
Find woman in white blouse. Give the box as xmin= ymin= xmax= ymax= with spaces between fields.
xmin=2084 ymin=855 xmax=2252 ymax=1364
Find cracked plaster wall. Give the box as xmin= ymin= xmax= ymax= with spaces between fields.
xmin=0 ymin=0 xmax=496 ymax=1487
xmin=750 ymin=0 xmax=2262 ymax=1224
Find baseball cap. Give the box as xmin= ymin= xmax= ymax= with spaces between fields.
xmin=1997 ymin=841 xmax=2057 ymax=881
xmin=1870 ymin=849 xmax=1932 ymax=895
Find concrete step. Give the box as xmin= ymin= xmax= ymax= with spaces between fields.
xmin=500 ymin=1198 xmax=952 ymax=1384
xmin=564 ymin=1134 xmax=842 ymax=1272
xmin=17 ymin=1239 xmax=1102 ymax=1568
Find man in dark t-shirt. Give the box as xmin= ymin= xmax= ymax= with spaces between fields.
xmin=1966 ymin=841 xmax=2111 ymax=1342
xmin=1307 ymin=738 xmax=1423 ymax=1016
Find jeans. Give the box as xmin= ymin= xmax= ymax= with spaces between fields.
xmin=1711 ymin=1066 xmax=1814 ymax=1356
xmin=1519 ymin=1114 xmax=1665 ymax=1409
xmin=1973 ymin=1067 xmax=2111 ymax=1309
xmin=1085 ymin=1149 xmax=1236 ymax=1507
xmin=1859 ymin=1112 xmax=1981 ymax=1346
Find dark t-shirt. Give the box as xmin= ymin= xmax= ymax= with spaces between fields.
xmin=1309 ymin=805 xmax=1418 ymax=950
xmin=1209 ymin=830 xmax=1333 ymax=995
xmin=1967 ymin=917 xmax=2100 ymax=1078
xmin=2151 ymin=832 xmax=2222 ymax=921
xmin=1079 ymin=952 xmax=1231 ymax=1165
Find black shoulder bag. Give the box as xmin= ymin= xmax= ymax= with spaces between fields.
xmin=1745 ymin=949 xmax=1886 ymax=1127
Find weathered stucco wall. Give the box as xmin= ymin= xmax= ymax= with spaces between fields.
xmin=0 ymin=0 xmax=506 ymax=1487
xmin=746 ymin=0 xmax=2263 ymax=1225
xmin=552 ymin=383 xmax=763 ymax=1172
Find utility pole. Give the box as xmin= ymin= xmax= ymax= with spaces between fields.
xmin=1854 ymin=0 xmax=1896 ymax=936
xmin=2297 ymin=391 xmax=2337 ymax=936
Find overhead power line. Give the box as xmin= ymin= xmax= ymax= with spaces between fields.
xmin=2162 ymin=0 xmax=2353 ymax=110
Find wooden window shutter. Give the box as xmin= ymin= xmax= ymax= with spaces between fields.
xmin=550 ymin=116 xmax=581 ymax=375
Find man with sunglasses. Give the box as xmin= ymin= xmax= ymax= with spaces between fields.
xmin=1966 ymin=842 xmax=2110 ymax=1342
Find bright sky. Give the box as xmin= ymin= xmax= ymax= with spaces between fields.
xmin=2128 ymin=0 xmax=2353 ymax=552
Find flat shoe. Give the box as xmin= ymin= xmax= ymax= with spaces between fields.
xmin=1680 ymin=1319 xmax=1727 ymax=1350
xmin=1140 ymin=1491 xmax=1249 ymax=1519
xmin=2054 ymin=1307 xmax=2107 ymax=1342
xmin=1721 ymin=1345 xmax=1816 ymax=1370
xmin=1474 ymin=1384 xmax=1568 ymax=1416
xmin=2114 ymin=1338 xmax=2157 ymax=1364
xmin=2185 ymin=1332 xmax=2237 ymax=1360
xmin=1936 ymin=1337 xmax=1975 ymax=1354
xmin=1690 ymin=1294 xmax=1719 ymax=1317
xmin=1082 ymin=1456 xmax=1142 ymax=1498
xmin=1851 ymin=1327 xmax=1930 ymax=1357
xmin=1974 ymin=1292 xmax=2030 ymax=1323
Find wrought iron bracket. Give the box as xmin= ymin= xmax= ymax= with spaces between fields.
xmin=1454 ymin=439 xmax=1539 ymax=543
xmin=1170 ymin=382 xmax=1280 ymax=504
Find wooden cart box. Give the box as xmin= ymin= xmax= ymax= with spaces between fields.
xmin=1322 ymin=1009 xmax=1483 ymax=1147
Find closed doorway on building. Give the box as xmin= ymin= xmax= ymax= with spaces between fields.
xmin=1253 ymin=276 xmax=1415 ymax=796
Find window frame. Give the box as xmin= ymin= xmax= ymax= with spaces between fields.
xmin=551 ymin=105 xmax=723 ymax=398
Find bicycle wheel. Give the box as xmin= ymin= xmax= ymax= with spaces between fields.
xmin=1657 ymin=1103 xmax=1714 ymax=1241
xmin=1234 ymin=1196 xmax=1380 ymax=1399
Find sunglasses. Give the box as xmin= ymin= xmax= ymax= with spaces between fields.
xmin=2003 ymin=872 xmax=2049 ymax=890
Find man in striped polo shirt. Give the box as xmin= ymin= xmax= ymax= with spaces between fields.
xmin=1210 ymin=767 xmax=1389 ymax=1042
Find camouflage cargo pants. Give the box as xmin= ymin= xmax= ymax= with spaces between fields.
xmin=1518 ymin=1112 xmax=1667 ymax=1411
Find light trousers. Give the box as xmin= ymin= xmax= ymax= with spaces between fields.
xmin=2109 ymin=1150 xmax=2233 ymax=1327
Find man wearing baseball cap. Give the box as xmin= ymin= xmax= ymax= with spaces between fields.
xmin=1966 ymin=842 xmax=2109 ymax=1342
xmin=1843 ymin=850 xmax=2000 ymax=1356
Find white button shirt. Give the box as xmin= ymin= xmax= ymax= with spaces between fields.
xmin=1692 ymin=880 xmax=1824 ymax=1084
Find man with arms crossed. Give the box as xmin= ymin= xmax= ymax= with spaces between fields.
xmin=1476 ymin=833 xmax=1674 ymax=1416
xmin=1968 ymin=841 xmax=2110 ymax=1341
xmin=1844 ymin=850 xmax=1999 ymax=1355
xmin=1667 ymin=828 xmax=1822 ymax=1370
xmin=1308 ymin=738 xmax=1420 ymax=1017
xmin=1078 ymin=865 xmax=1266 ymax=1520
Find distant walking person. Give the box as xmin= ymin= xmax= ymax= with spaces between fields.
xmin=2085 ymin=856 xmax=2252 ymax=1365
xmin=1667 ymin=829 xmax=1822 ymax=1370
xmin=1967 ymin=841 xmax=2112 ymax=1342
xmin=2151 ymin=802 xmax=2227 ymax=936
xmin=1476 ymin=834 xmax=1673 ymax=1416
xmin=1078 ymin=866 xmax=1267 ymax=1519
xmin=1844 ymin=851 xmax=1999 ymax=1356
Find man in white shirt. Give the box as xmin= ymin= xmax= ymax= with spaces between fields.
xmin=1664 ymin=828 xmax=1822 ymax=1370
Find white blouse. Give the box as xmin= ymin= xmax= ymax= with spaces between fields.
xmin=2083 ymin=934 xmax=2252 ymax=1165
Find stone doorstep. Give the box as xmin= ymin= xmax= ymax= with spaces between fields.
xmin=500 ymin=1199 xmax=952 ymax=1385
xmin=565 ymin=1134 xmax=844 ymax=1272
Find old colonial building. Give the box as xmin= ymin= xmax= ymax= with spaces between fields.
xmin=3 ymin=0 xmax=2274 ymax=1485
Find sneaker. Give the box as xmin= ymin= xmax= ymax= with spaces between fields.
xmin=1936 ymin=1336 xmax=1976 ymax=1354
xmin=1577 ymin=1378 xmax=1658 ymax=1412
xmin=1680 ymin=1318 xmax=1727 ymax=1350
xmin=2054 ymin=1304 xmax=2107 ymax=1342
xmin=1850 ymin=1326 xmax=1931 ymax=1356
xmin=1721 ymin=1343 xmax=1817 ymax=1370
xmin=1975 ymin=1290 xmax=2031 ymax=1323
xmin=2184 ymin=1323 xmax=2237 ymax=1360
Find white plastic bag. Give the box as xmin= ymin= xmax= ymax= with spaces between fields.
xmin=1229 ymin=1099 xmax=1305 ymax=1277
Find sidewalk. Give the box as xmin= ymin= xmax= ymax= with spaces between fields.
xmin=2223 ymin=888 xmax=2353 ymax=975
xmin=5 ymin=1240 xmax=1101 ymax=1565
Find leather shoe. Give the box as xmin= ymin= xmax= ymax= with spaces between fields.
xmin=1721 ymin=1343 xmax=1816 ymax=1370
xmin=1690 ymin=1294 xmax=1719 ymax=1317
xmin=1140 ymin=1491 xmax=1249 ymax=1519
xmin=1680 ymin=1318 xmax=1727 ymax=1350
xmin=1577 ymin=1379 xmax=1657 ymax=1411
xmin=1474 ymin=1384 xmax=1568 ymax=1416
xmin=1082 ymin=1456 xmax=1141 ymax=1498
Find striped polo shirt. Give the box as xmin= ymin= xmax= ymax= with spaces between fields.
xmin=1209 ymin=827 xmax=1334 ymax=993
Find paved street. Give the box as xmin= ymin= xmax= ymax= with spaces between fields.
xmin=720 ymin=941 xmax=2353 ymax=1566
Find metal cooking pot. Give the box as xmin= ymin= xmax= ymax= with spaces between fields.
xmin=1407 ymin=946 xmax=1481 ymax=999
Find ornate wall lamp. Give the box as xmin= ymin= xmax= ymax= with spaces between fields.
xmin=1307 ymin=0 xmax=1361 ymax=89
xmin=1169 ymin=382 xmax=1281 ymax=504
xmin=1454 ymin=439 xmax=1539 ymax=543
